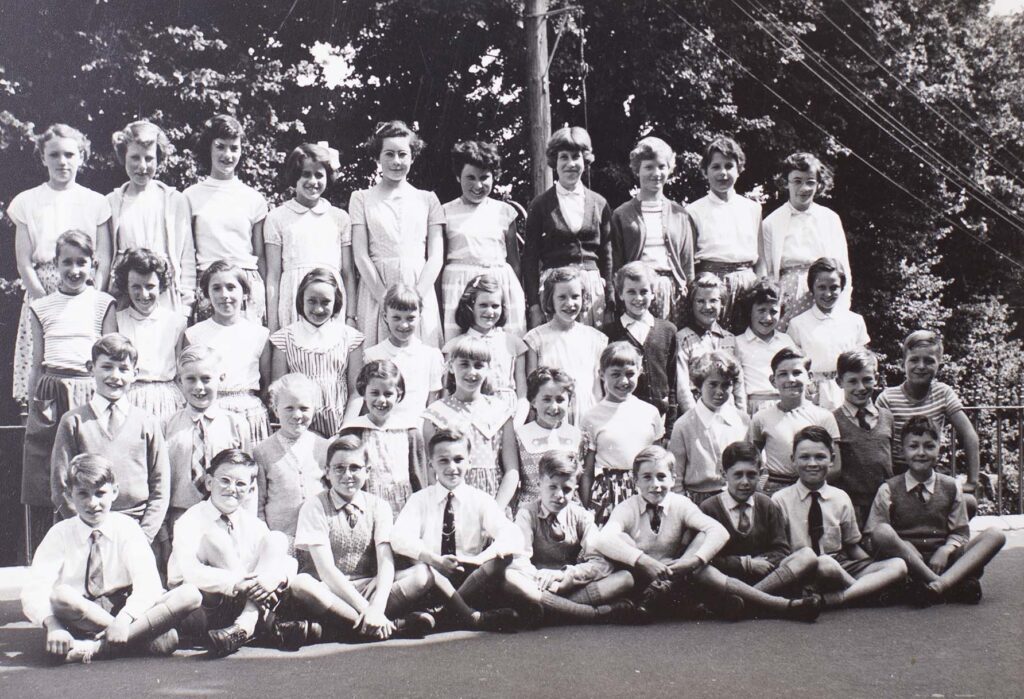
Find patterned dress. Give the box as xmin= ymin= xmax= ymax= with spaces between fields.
xmin=523 ymin=322 xmax=608 ymax=424
xmin=340 ymin=415 xmax=426 ymax=514
xmin=270 ymin=319 xmax=364 ymax=437
xmin=442 ymin=327 xmax=526 ymax=415
xmin=423 ymin=395 xmax=513 ymax=498
xmin=514 ymin=420 xmax=584 ymax=508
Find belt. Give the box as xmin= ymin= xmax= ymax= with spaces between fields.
xmin=696 ymin=260 xmax=754 ymax=274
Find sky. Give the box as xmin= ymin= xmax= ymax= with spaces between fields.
xmin=990 ymin=0 xmax=1024 ymax=14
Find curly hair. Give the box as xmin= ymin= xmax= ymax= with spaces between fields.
xmin=35 ymin=123 xmax=91 ymax=164
xmin=540 ymin=267 xmax=591 ymax=319
xmin=114 ymin=248 xmax=171 ymax=296
xmin=112 ymin=120 xmax=173 ymax=165
xmin=775 ymin=151 xmax=834 ymax=196
xmin=365 ymin=120 xmax=424 ymax=159
xmin=452 ymin=140 xmax=502 ymax=178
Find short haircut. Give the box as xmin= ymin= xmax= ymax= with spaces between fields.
xmin=356 ymin=359 xmax=406 ymax=401
xmin=700 ymin=135 xmax=746 ymax=172
xmin=196 ymin=114 xmax=246 ymax=173
xmin=66 ymin=453 xmax=116 ymax=491
xmin=454 ymin=274 xmax=507 ymax=332
xmin=207 ymin=448 xmax=257 ymax=479
xmin=740 ymin=277 xmax=784 ymax=328
xmin=91 ymin=333 xmax=138 ymax=366
xmin=176 ymin=344 xmax=222 ymax=374
xmin=806 ymin=257 xmax=847 ymax=291
xmin=614 ymin=261 xmax=655 ymax=297
xmin=114 ymin=247 xmax=171 ymax=295
xmin=365 ymin=120 xmax=424 ymax=159
xmin=54 ymin=230 xmax=95 ymax=260
xmin=632 ymin=444 xmax=675 ymax=478
xmin=445 ymin=334 xmax=493 ymax=394
xmin=600 ymin=341 xmax=643 ymax=373
xmin=295 ymin=267 xmax=344 ymax=320
xmin=690 ymin=349 xmax=741 ymax=387
xmin=776 ymin=151 xmax=833 ymax=196
xmin=451 ymin=140 xmax=502 ymax=178
xmin=628 ymin=136 xmax=676 ymax=176
xmin=771 ymin=346 xmax=811 ymax=373
xmin=267 ymin=372 xmax=318 ymax=409
xmin=792 ymin=425 xmax=834 ymax=455
xmin=545 ymin=126 xmax=595 ymax=170
xmin=383 ymin=283 xmax=422 ymax=313
xmin=36 ymin=123 xmax=91 ymax=164
xmin=836 ymin=348 xmax=878 ymax=378
xmin=692 ymin=271 xmax=723 ymax=295
xmin=901 ymin=415 xmax=941 ymax=443
xmin=722 ymin=441 xmax=762 ymax=471
xmin=428 ymin=427 xmax=471 ymax=458
xmin=328 ymin=431 xmax=367 ymax=466
xmin=541 ymin=266 xmax=591 ymax=318
xmin=200 ymin=260 xmax=250 ymax=298
xmin=538 ymin=450 xmax=579 ymax=481
xmin=526 ymin=366 xmax=575 ymax=402
xmin=902 ymin=329 xmax=944 ymax=358
xmin=112 ymin=120 xmax=172 ymax=165
xmin=281 ymin=142 xmax=335 ymax=191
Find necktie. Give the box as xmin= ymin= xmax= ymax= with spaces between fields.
xmin=913 ymin=484 xmax=928 ymax=505
xmin=855 ymin=408 xmax=871 ymax=431
xmin=547 ymin=512 xmax=565 ymax=542
xmin=192 ymin=417 xmax=208 ymax=489
xmin=441 ymin=493 xmax=456 ymax=556
xmin=808 ymin=492 xmax=824 ymax=555
xmin=220 ymin=513 xmax=234 ymax=536
xmin=85 ymin=530 xmax=104 ymax=599
xmin=107 ymin=403 xmax=124 ymax=435
xmin=736 ymin=503 xmax=752 ymax=535
xmin=341 ymin=502 xmax=359 ymax=528
xmin=648 ymin=504 xmax=662 ymax=534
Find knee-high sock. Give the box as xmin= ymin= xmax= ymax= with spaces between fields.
xmin=126 ymin=595 xmax=194 ymax=645
xmin=385 ymin=571 xmax=432 ymax=618
xmin=754 ymin=559 xmax=801 ymax=593
xmin=456 ymin=558 xmax=507 ymax=609
xmin=540 ymin=591 xmax=604 ymax=622
xmin=567 ymin=575 xmax=622 ymax=606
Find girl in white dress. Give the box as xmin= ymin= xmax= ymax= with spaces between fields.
xmin=349 ymin=120 xmax=445 ymax=347
xmin=441 ymin=140 xmax=525 ymax=340
xmin=6 ymin=124 xmax=112 ymax=405
xmin=183 ymin=261 xmax=271 ymax=444
xmin=107 ymin=120 xmax=195 ymax=318
xmin=523 ymin=267 xmax=608 ymax=425
xmin=265 ymin=143 xmax=356 ymax=333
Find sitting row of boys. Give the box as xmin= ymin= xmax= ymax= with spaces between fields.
xmin=25 ymin=414 xmax=1004 ymax=663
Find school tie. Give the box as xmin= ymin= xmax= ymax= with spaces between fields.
xmin=85 ymin=530 xmax=105 ymax=599
xmin=107 ymin=403 xmax=124 ymax=435
xmin=808 ymin=492 xmax=824 ymax=555
xmin=647 ymin=504 xmax=663 ymax=534
xmin=855 ymin=408 xmax=872 ymax=431
xmin=736 ymin=502 xmax=752 ymax=535
xmin=912 ymin=483 xmax=928 ymax=505
xmin=341 ymin=502 xmax=359 ymax=528
xmin=546 ymin=511 xmax=566 ymax=542
xmin=191 ymin=417 xmax=208 ymax=489
xmin=441 ymin=492 xmax=457 ymax=557
xmin=220 ymin=513 xmax=234 ymax=536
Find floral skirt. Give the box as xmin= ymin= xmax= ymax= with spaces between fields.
xmin=366 ymin=478 xmax=414 ymax=516
xmin=649 ymin=271 xmax=684 ymax=327
xmin=217 ymin=389 xmax=270 ymax=447
xmin=464 ymin=465 xmax=501 ymax=499
xmin=126 ymin=380 xmax=185 ymax=424
xmin=590 ymin=469 xmax=635 ymax=526
xmin=441 ymin=261 xmax=527 ymax=341
xmin=694 ymin=262 xmax=756 ymax=333
xmin=777 ymin=264 xmax=815 ymax=332
xmin=12 ymin=262 xmax=61 ymax=405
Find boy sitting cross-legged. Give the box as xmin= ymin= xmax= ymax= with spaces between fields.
xmin=504 ymin=450 xmax=637 ymax=625
xmin=595 ymin=446 xmax=821 ymax=622
xmin=865 ymin=416 xmax=1005 ymax=606
xmin=23 ymin=454 xmax=201 ymax=664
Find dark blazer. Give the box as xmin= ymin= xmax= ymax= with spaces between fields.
xmin=522 ymin=185 xmax=613 ymax=308
xmin=610 ymin=197 xmax=695 ymax=301
xmin=700 ymin=492 xmax=790 ymax=579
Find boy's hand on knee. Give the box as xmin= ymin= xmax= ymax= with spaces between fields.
xmin=538 ymin=569 xmax=566 ymax=592
xmin=431 ymin=554 xmax=464 ymax=576
xmin=357 ymin=608 xmax=394 ymax=639
xmin=637 ymin=554 xmax=671 ymax=581
xmin=46 ymin=627 xmax=74 ymax=657
xmin=232 ymin=575 xmax=258 ymax=597
xmin=748 ymin=558 xmax=775 ymax=578
xmin=929 ymin=547 xmax=953 ymax=575
xmin=105 ymin=618 xmax=130 ymax=645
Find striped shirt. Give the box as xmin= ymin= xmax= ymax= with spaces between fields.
xmin=876 ymin=382 xmax=964 ymax=472
xmin=30 ymin=288 xmax=114 ymax=372
xmin=676 ymin=322 xmax=745 ymax=412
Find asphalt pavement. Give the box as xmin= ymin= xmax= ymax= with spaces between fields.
xmin=1 ymin=534 xmax=1021 ymax=698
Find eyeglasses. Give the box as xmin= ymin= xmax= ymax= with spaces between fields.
xmin=214 ymin=476 xmax=252 ymax=491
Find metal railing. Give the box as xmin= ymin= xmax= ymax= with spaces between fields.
xmin=957 ymin=406 xmax=1023 ymax=515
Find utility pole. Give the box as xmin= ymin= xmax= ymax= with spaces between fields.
xmin=526 ymin=0 xmax=552 ymax=197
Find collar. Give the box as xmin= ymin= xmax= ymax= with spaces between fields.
xmin=432 ymin=482 xmax=471 ymax=504
xmin=467 ymin=326 xmax=501 ymax=340
xmin=703 ymin=322 xmax=728 ymax=338
xmin=810 ymin=305 xmax=836 ymax=321
xmin=537 ymin=502 xmax=566 ymax=521
xmin=201 ymin=499 xmax=241 ymax=526
xmin=555 ymin=182 xmax=584 ymax=198
xmin=90 ymin=393 xmax=121 ymax=417
xmin=293 ymin=317 xmax=347 ymax=346
xmin=328 ymin=488 xmax=366 ymax=512
xmin=284 ymin=198 xmax=330 ymax=215
xmin=706 ymin=190 xmax=736 ymax=205
xmin=343 ymin=412 xmax=420 ymax=431
xmin=125 ymin=307 xmax=161 ymax=322
xmin=73 ymin=515 xmax=116 ymax=542
xmin=786 ymin=201 xmax=816 ymax=217
xmin=841 ymin=401 xmax=878 ymax=420
xmin=621 ymin=311 xmax=654 ymax=329
xmin=189 ymin=405 xmax=224 ymax=422
xmin=383 ymin=337 xmax=422 ymax=355
xmin=904 ymin=471 xmax=936 ymax=494
xmin=694 ymin=400 xmax=742 ymax=428
xmin=644 ymin=500 xmax=663 ymax=513
xmin=720 ymin=490 xmax=750 ymax=513
xmin=796 ymin=481 xmax=831 ymax=502
xmin=741 ymin=327 xmax=779 ymax=345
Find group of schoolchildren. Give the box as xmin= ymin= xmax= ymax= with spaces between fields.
xmin=9 ymin=115 xmax=1005 ymax=665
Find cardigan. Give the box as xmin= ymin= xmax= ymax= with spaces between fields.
xmin=610 ymin=197 xmax=695 ymax=301
xmin=604 ymin=316 xmax=678 ymax=419
xmin=522 ymin=185 xmax=613 ymax=308
xmin=700 ymin=491 xmax=790 ymax=577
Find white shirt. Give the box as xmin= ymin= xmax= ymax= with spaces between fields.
xmin=22 ymin=513 xmax=162 ymax=625
xmin=390 ymin=482 xmax=523 ymax=561
xmin=787 ymin=306 xmax=869 ymax=410
xmin=184 ymin=318 xmax=269 ymax=392
xmin=748 ymin=402 xmax=841 ymax=478
xmin=772 ymin=482 xmax=860 ymax=555
xmin=720 ymin=490 xmax=756 ymax=531
xmin=555 ymin=181 xmax=585 ymax=233
xmin=620 ymin=311 xmax=655 ymax=346
xmin=89 ymin=393 xmax=128 ymax=435
xmin=688 ymin=191 xmax=762 ymax=264
xmin=184 ymin=177 xmax=267 ymax=271
xmin=762 ymin=202 xmax=851 ymax=301
xmin=116 ymin=307 xmax=187 ymax=381
xmin=694 ymin=400 xmax=747 ymax=457
xmin=734 ymin=328 xmax=797 ymax=396
xmin=363 ymin=338 xmax=445 ymax=421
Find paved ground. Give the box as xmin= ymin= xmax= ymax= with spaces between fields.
xmin=1 ymin=533 xmax=1021 ymax=699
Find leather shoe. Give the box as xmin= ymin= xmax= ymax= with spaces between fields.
xmin=206 ymin=624 xmax=250 ymax=657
